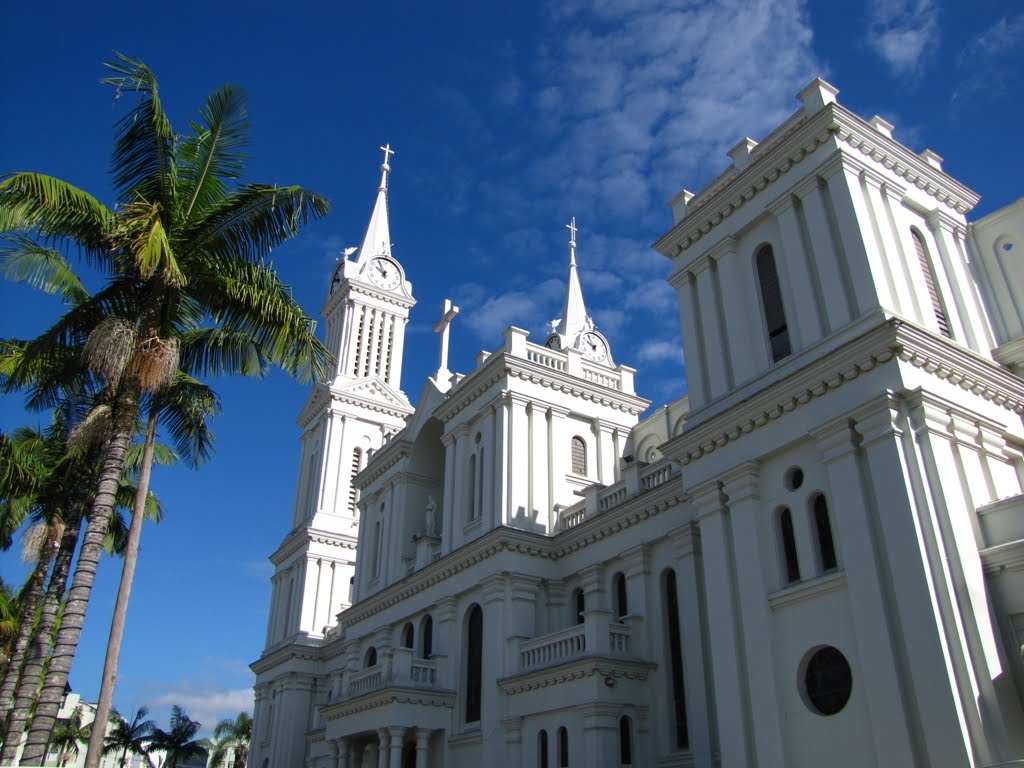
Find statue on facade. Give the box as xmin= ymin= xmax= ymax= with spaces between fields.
xmin=425 ymin=495 xmax=437 ymax=535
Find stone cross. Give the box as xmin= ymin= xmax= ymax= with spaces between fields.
xmin=433 ymin=298 xmax=460 ymax=379
xmin=566 ymin=216 xmax=577 ymax=245
xmin=380 ymin=143 xmax=395 ymax=169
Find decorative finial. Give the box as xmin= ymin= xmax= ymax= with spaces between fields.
xmin=380 ymin=143 xmax=395 ymax=171
xmin=567 ymin=217 xmax=578 ymax=265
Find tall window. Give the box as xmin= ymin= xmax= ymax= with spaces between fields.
xmin=402 ymin=622 xmax=414 ymax=649
xmin=755 ymin=244 xmax=792 ymax=362
xmin=619 ymin=716 xmax=633 ymax=766
xmin=911 ymin=228 xmax=952 ymax=338
xmin=465 ymin=605 xmax=483 ymax=723
xmin=779 ymin=507 xmax=800 ymax=583
xmin=365 ymin=646 xmax=377 ymax=667
xmin=538 ymin=730 xmax=549 ymax=768
xmin=467 ymin=453 xmax=477 ymax=521
xmin=664 ymin=570 xmax=689 ymax=748
xmin=571 ymin=436 xmax=587 ymax=474
xmin=372 ymin=515 xmax=383 ymax=578
xmin=558 ymin=727 xmax=569 ymax=767
xmin=614 ymin=572 xmax=628 ymax=621
xmin=421 ymin=615 xmax=434 ymax=659
xmin=812 ymin=494 xmax=838 ymax=572
xmin=574 ymin=588 xmax=585 ymax=625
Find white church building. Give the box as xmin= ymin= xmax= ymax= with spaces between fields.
xmin=250 ymin=79 xmax=1024 ymax=768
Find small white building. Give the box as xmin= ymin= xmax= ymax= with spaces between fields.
xmin=251 ymin=79 xmax=1024 ymax=768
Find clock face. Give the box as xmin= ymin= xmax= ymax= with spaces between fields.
xmin=367 ymin=257 xmax=401 ymax=291
xmin=329 ymin=263 xmax=345 ymax=294
xmin=544 ymin=334 xmax=561 ymax=350
xmin=581 ymin=331 xmax=608 ymax=362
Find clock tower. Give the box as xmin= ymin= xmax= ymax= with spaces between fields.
xmin=253 ymin=147 xmax=415 ymax=767
xmin=545 ymin=217 xmax=614 ymax=366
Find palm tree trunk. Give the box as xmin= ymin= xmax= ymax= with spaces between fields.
xmin=18 ymin=386 xmax=140 ymax=765
xmin=2 ymin=505 xmax=85 ymax=761
xmin=84 ymin=400 xmax=158 ymax=768
xmin=0 ymin=539 xmax=54 ymax=744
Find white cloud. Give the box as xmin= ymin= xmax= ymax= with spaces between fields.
xmin=952 ymin=13 xmax=1024 ymax=104
xmin=150 ymin=687 xmax=254 ymax=734
xmin=636 ymin=339 xmax=683 ymax=364
xmin=866 ymin=0 xmax=939 ymax=76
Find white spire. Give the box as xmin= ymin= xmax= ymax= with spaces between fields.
xmin=558 ymin=217 xmax=592 ymax=345
xmin=355 ymin=144 xmax=395 ymax=266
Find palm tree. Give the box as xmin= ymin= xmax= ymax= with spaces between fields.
xmin=150 ymin=706 xmax=204 ymax=768
xmin=49 ymin=703 xmax=91 ymax=767
xmin=1 ymin=52 xmax=330 ymax=765
xmin=103 ymin=706 xmax=156 ymax=768
xmin=208 ymin=712 xmax=251 ymax=768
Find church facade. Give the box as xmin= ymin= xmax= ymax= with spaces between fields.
xmin=250 ymin=79 xmax=1024 ymax=768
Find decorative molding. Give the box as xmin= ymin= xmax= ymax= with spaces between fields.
xmin=767 ymin=570 xmax=846 ymax=609
xmin=498 ymin=656 xmax=656 ymax=696
xmin=270 ymin=527 xmax=359 ymax=567
xmin=321 ymin=687 xmax=455 ymax=721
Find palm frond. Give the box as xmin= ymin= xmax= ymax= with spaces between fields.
xmin=181 ymin=183 xmax=330 ymax=265
xmin=0 ymin=173 xmax=115 ymax=262
xmin=0 ymin=235 xmax=90 ymax=305
xmin=179 ymin=84 xmax=250 ymax=222
xmin=177 ymin=327 xmax=269 ymax=379
xmin=101 ymin=53 xmax=177 ymax=211
xmin=156 ymin=373 xmax=220 ymax=468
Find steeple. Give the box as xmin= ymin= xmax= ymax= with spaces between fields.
xmin=355 ymin=144 xmax=395 ymax=266
xmin=545 ymin=219 xmax=613 ymax=365
xmin=559 ymin=217 xmax=591 ymax=343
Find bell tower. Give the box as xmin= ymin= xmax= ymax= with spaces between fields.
xmin=261 ymin=145 xmax=415 ymax=646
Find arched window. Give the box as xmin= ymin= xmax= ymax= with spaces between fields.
xmin=467 ymin=453 xmax=477 ymax=521
xmin=348 ymin=448 xmax=363 ymax=515
xmin=663 ymin=569 xmax=689 ymax=748
xmin=755 ymin=244 xmax=792 ymax=362
xmin=779 ymin=507 xmax=800 ymax=583
xmin=465 ymin=605 xmax=483 ymax=723
xmin=365 ymin=646 xmax=377 ymax=668
xmin=538 ymin=730 xmax=549 ymax=768
xmin=571 ymin=436 xmax=587 ymax=474
xmin=573 ymin=588 xmax=585 ymax=625
xmin=619 ymin=716 xmax=633 ymax=766
xmin=614 ymin=572 xmax=628 ymax=621
xmin=402 ymin=622 xmax=414 ymax=649
xmin=558 ymin=726 xmax=569 ymax=767
xmin=812 ymin=494 xmax=838 ymax=572
xmin=421 ymin=615 xmax=434 ymax=659
xmin=911 ymin=228 xmax=952 ymax=339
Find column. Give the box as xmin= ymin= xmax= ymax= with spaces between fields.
xmin=770 ymin=192 xmax=823 ymax=346
xmin=822 ymin=157 xmax=885 ymax=317
xmin=389 ymin=315 xmax=409 ymax=390
xmin=481 ymin=577 xmax=507 ymax=763
xmin=849 ymin=398 xmax=971 ymax=766
xmin=581 ymin=704 xmax=618 ymax=765
xmin=529 ymin=403 xmax=549 ymax=523
xmin=376 ymin=728 xmax=389 ymax=768
xmin=720 ymin=463 xmax=786 ymax=767
xmin=492 ymin=397 xmax=510 ymax=529
xmin=668 ymin=525 xmax=713 ymax=767
xmin=929 ymin=210 xmax=993 ymax=352
xmin=414 ymin=729 xmax=431 ymax=768
xmin=668 ymin=269 xmax=707 ymax=407
xmin=334 ymin=738 xmax=349 ymax=768
xmin=691 ymin=480 xmax=752 ymax=768
xmin=482 ymin=405 xmax=496 ymax=528
xmin=791 ymin=177 xmax=852 ymax=334
xmin=693 ymin=257 xmax=730 ymax=398
xmin=387 ymin=726 xmax=405 ymax=768
xmin=508 ymin=395 xmax=530 ymax=523
xmin=579 ymin=565 xmax=610 ymax=654
xmin=502 ymin=717 xmax=523 ymax=768
xmin=860 ymin=173 xmax=907 ymax=315
xmin=711 ymin=237 xmax=759 ymax=384
xmin=441 ymin=431 xmax=456 ymax=554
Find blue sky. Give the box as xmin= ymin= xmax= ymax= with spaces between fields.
xmin=1 ymin=0 xmax=1021 ymax=735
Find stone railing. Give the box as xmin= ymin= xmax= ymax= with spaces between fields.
xmin=517 ymin=612 xmax=636 ymax=673
xmin=410 ymin=659 xmax=437 ymax=686
xmin=525 ymin=346 xmax=567 ymax=372
xmin=558 ymin=459 xmax=680 ymax=531
xmin=347 ymin=665 xmax=383 ymax=696
xmin=520 ymin=624 xmax=586 ymax=669
xmin=342 ymin=648 xmax=446 ymax=700
xmin=582 ymin=362 xmax=622 ymax=390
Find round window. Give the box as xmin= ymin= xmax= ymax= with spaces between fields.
xmin=784 ymin=466 xmax=804 ymax=491
xmin=802 ymin=646 xmax=852 ymax=715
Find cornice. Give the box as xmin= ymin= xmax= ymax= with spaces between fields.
xmin=661 ymin=316 xmax=1024 ymax=468
xmin=654 ymin=103 xmax=980 ymax=260
xmin=340 ymin=482 xmax=684 ymax=626
xmin=980 ymin=540 xmax=1024 ymax=575
xmin=270 ymin=527 xmax=359 ymax=567
xmin=251 ymin=641 xmax=323 ymax=675
xmin=354 ymin=438 xmax=413 ymax=490
xmin=321 ymin=687 xmax=455 ymax=720
xmin=328 ymin=278 xmax=416 ymax=312
xmin=435 ymin=352 xmax=649 ymax=424
xmin=498 ymin=656 xmax=656 ymax=696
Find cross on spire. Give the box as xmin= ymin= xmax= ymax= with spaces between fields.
xmin=567 ymin=217 xmax=578 ymax=265
xmin=433 ymin=298 xmax=460 ymax=383
xmin=380 ymin=143 xmax=395 ymax=170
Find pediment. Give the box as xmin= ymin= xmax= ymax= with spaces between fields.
xmin=332 ymin=376 xmax=413 ymax=412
